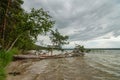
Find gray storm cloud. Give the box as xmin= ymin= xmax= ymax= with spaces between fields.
xmin=22 ymin=0 xmax=120 ymax=48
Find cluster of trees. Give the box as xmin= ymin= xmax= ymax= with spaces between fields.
xmin=0 ymin=0 xmax=69 ymax=52
xmin=0 ymin=0 xmax=69 ymax=80
xmin=0 ymin=0 xmax=59 ymax=51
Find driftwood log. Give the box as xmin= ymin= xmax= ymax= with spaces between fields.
xmin=13 ymin=52 xmax=85 ymax=61
xmin=13 ymin=55 xmax=64 ymax=60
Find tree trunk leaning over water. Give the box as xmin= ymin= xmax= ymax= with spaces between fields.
xmin=7 ymin=35 xmax=21 ymax=52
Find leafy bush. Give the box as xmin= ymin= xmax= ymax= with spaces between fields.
xmin=73 ymin=44 xmax=91 ymax=54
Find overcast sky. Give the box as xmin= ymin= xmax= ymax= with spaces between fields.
xmin=22 ymin=0 xmax=120 ymax=48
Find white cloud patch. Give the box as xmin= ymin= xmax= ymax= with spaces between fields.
xmin=36 ymin=35 xmax=51 ymax=46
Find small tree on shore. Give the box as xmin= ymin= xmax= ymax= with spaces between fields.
xmin=73 ymin=45 xmax=85 ymax=53
xmin=73 ymin=44 xmax=91 ymax=56
xmin=50 ymin=29 xmax=69 ymax=55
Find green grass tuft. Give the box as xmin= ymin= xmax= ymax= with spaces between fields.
xmin=0 ymin=48 xmax=19 ymax=80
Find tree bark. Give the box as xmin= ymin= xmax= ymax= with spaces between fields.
xmin=2 ymin=0 xmax=11 ymax=48
xmin=7 ymin=35 xmax=21 ymax=52
xmin=51 ymin=47 xmax=53 ymax=56
xmin=5 ymin=41 xmax=11 ymax=50
xmin=50 ymin=43 xmax=55 ymax=56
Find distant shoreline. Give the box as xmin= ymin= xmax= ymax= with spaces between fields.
xmin=64 ymin=48 xmax=120 ymax=50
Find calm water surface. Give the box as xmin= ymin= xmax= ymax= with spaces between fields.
xmin=7 ymin=50 xmax=120 ymax=80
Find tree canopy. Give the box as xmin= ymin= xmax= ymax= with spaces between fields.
xmin=50 ymin=29 xmax=69 ymax=50
xmin=0 ymin=0 xmax=54 ymax=51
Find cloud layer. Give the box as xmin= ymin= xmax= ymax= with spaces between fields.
xmin=22 ymin=0 xmax=120 ymax=48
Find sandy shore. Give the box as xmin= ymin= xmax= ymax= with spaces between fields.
xmin=6 ymin=60 xmax=40 ymax=80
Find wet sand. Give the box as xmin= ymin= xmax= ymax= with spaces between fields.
xmin=6 ymin=57 xmax=99 ymax=80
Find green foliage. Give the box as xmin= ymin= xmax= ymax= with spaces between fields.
xmin=0 ymin=49 xmax=17 ymax=67
xmin=0 ymin=0 xmax=24 ymax=48
xmin=50 ymin=29 xmax=69 ymax=50
xmin=73 ymin=44 xmax=91 ymax=53
xmin=28 ymin=8 xmax=55 ymax=38
xmin=0 ymin=0 xmax=54 ymax=51
xmin=0 ymin=67 xmax=6 ymax=80
xmin=0 ymin=48 xmax=18 ymax=80
xmin=73 ymin=44 xmax=85 ymax=53
xmin=13 ymin=8 xmax=54 ymax=50
xmin=48 ymin=29 xmax=69 ymax=55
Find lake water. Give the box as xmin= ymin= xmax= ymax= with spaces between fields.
xmin=7 ymin=50 xmax=120 ymax=80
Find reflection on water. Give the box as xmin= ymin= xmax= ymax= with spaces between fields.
xmin=7 ymin=50 xmax=120 ymax=80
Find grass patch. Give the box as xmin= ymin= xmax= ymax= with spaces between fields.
xmin=0 ymin=48 xmax=19 ymax=80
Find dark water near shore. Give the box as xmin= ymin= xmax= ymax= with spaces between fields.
xmin=7 ymin=50 xmax=120 ymax=80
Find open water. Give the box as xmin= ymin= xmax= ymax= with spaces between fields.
xmin=7 ymin=50 xmax=120 ymax=80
